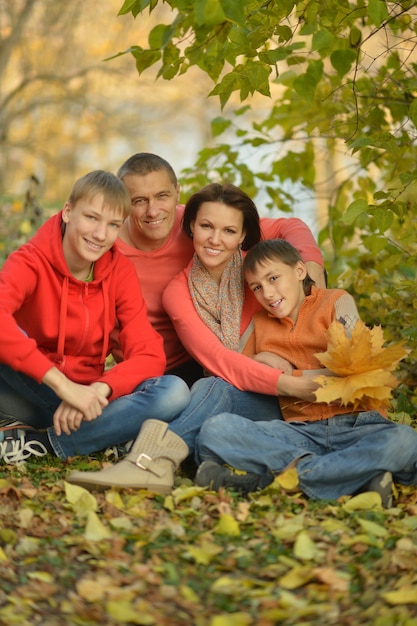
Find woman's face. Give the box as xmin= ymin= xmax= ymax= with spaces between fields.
xmin=191 ymin=201 xmax=246 ymax=283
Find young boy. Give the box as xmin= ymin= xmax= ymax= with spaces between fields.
xmin=0 ymin=170 xmax=190 ymax=464
xmin=195 ymin=239 xmax=417 ymax=507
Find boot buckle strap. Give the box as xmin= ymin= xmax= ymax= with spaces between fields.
xmin=135 ymin=453 xmax=164 ymax=478
xmin=135 ymin=453 xmax=152 ymax=470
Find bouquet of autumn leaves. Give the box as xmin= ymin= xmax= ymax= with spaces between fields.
xmin=314 ymin=320 xmax=409 ymax=413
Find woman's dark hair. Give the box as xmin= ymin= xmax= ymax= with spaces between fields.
xmin=182 ymin=183 xmax=261 ymax=251
xmin=244 ymin=239 xmax=316 ymax=294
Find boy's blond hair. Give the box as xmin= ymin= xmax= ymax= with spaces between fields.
xmin=68 ymin=170 xmax=131 ymax=219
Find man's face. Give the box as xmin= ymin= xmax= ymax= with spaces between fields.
xmin=122 ymin=170 xmax=180 ymax=250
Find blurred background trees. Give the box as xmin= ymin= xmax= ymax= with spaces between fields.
xmin=0 ymin=0 xmax=214 ymax=201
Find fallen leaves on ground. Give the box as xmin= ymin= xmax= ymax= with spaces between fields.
xmin=0 ymin=456 xmax=417 ymax=625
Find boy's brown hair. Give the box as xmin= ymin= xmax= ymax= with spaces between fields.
xmin=244 ymin=239 xmax=315 ymax=294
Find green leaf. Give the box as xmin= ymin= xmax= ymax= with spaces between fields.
xmin=342 ymin=199 xmax=369 ymax=224
xmin=311 ymin=29 xmax=335 ymax=52
xmin=275 ymin=24 xmax=293 ymax=43
xmin=330 ymin=49 xmax=357 ymax=77
xmin=211 ymin=116 xmax=232 ymax=137
xmin=149 ymin=24 xmax=173 ymax=49
xmin=409 ymin=98 xmax=417 ymax=128
xmin=293 ymin=59 xmax=323 ymax=101
xmin=118 ymin=0 xmax=156 ymax=17
xmin=194 ymin=0 xmax=226 ymax=27
xmin=210 ymin=72 xmax=240 ymax=108
xmin=372 ymin=207 xmax=394 ymax=233
xmin=133 ymin=48 xmax=161 ymax=74
xmin=367 ymin=0 xmax=389 ymax=27
xmin=349 ymin=26 xmax=362 ymax=47
xmin=259 ymin=48 xmax=292 ymax=64
xmin=118 ymin=0 xmax=141 ymax=16
xmin=293 ymin=74 xmax=317 ymax=101
xmin=362 ymin=234 xmax=389 ymax=254
xmin=220 ymin=0 xmax=246 ymax=26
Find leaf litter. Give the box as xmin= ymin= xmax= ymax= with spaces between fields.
xmin=0 ymin=450 xmax=417 ymax=625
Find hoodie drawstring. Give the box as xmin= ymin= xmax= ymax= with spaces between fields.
xmin=56 ymin=275 xmax=69 ymax=362
xmin=100 ymin=280 xmax=109 ymax=364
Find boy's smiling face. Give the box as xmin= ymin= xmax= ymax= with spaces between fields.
xmin=245 ymin=258 xmax=307 ymax=323
xmin=62 ymin=193 xmax=124 ymax=278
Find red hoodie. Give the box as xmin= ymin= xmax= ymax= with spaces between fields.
xmin=0 ymin=211 xmax=166 ymax=400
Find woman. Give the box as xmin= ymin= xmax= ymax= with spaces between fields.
xmin=68 ymin=184 xmax=324 ymax=493
xmin=162 ymin=183 xmax=325 ymax=395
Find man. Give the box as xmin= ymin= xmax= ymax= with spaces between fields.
xmin=113 ymin=154 xmax=201 ymax=385
xmin=114 ymin=153 xmax=326 ymax=387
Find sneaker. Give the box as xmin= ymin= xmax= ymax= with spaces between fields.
xmin=0 ymin=417 xmax=34 ymax=432
xmin=0 ymin=429 xmax=49 ymax=464
xmin=361 ymin=471 xmax=393 ymax=508
xmin=195 ymin=460 xmax=273 ymax=494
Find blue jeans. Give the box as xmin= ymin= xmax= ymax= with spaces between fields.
xmin=0 ymin=364 xmax=190 ymax=459
xmin=196 ymin=411 xmax=417 ymax=500
xmin=168 ymin=377 xmax=283 ymax=454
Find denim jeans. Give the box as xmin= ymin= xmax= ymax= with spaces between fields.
xmin=0 ymin=364 xmax=190 ymax=459
xmin=196 ymin=411 xmax=417 ymax=501
xmin=168 ymin=377 xmax=283 ymax=454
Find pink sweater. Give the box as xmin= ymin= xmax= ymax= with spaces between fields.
xmin=115 ymin=207 xmax=194 ymax=370
xmin=162 ymin=217 xmax=324 ymax=395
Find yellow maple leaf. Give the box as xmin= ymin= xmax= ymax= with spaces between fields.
xmin=314 ymin=320 xmax=409 ymax=410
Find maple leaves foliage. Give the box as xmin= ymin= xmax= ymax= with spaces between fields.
xmin=314 ymin=320 xmax=409 ymax=413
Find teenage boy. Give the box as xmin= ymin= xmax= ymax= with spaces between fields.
xmin=195 ymin=240 xmax=417 ymax=507
xmin=0 ymin=170 xmax=190 ymax=463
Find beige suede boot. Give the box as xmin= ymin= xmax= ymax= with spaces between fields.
xmin=67 ymin=419 xmax=189 ymax=494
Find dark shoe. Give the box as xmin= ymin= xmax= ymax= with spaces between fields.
xmin=0 ymin=428 xmax=49 ymax=464
xmin=195 ymin=460 xmax=273 ymax=494
xmin=360 ymin=471 xmax=393 ymax=508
